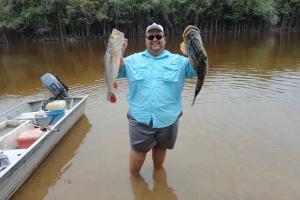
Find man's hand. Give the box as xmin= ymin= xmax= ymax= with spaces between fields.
xmin=120 ymin=38 xmax=128 ymax=70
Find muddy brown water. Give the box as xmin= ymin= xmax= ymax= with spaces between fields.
xmin=0 ymin=32 xmax=300 ymax=200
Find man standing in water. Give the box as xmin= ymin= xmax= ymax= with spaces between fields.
xmin=119 ymin=23 xmax=197 ymax=177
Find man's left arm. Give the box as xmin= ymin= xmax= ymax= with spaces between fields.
xmin=118 ymin=63 xmax=126 ymax=78
xmin=118 ymin=38 xmax=128 ymax=78
xmin=183 ymin=56 xmax=197 ymax=78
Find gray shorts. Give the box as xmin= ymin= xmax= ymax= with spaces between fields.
xmin=127 ymin=113 xmax=179 ymax=151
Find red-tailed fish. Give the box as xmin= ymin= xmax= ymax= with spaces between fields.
xmin=104 ymin=29 xmax=124 ymax=103
xmin=180 ymin=25 xmax=209 ymax=105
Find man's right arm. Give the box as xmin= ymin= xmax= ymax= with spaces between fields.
xmin=118 ymin=62 xmax=126 ymax=78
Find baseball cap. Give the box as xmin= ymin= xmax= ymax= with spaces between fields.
xmin=146 ymin=23 xmax=164 ymax=34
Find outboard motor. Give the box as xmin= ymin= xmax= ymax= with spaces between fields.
xmin=41 ymin=73 xmax=69 ymax=99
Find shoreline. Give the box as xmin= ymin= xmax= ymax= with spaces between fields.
xmin=1 ymin=29 xmax=300 ymax=46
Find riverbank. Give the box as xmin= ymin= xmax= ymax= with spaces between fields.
xmin=1 ymin=28 xmax=300 ymax=46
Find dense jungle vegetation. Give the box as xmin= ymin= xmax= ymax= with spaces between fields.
xmin=0 ymin=0 xmax=300 ymax=43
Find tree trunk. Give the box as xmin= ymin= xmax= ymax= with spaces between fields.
xmin=0 ymin=31 xmax=8 ymax=46
xmin=257 ymin=19 xmax=262 ymax=32
xmin=280 ymin=16 xmax=287 ymax=31
xmin=161 ymin=10 xmax=174 ymax=32
xmin=294 ymin=20 xmax=299 ymax=31
xmin=288 ymin=15 xmax=294 ymax=30
xmin=58 ymin=21 xmax=64 ymax=41
xmin=199 ymin=21 xmax=204 ymax=31
xmin=103 ymin=22 xmax=106 ymax=37
xmin=86 ymin=24 xmax=90 ymax=37
xmin=195 ymin=14 xmax=199 ymax=27
xmin=215 ymin=19 xmax=219 ymax=32
xmin=234 ymin=22 xmax=237 ymax=33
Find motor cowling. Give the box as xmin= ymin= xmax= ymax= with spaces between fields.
xmin=41 ymin=73 xmax=69 ymax=99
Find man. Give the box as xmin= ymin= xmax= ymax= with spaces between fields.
xmin=118 ymin=22 xmax=197 ymax=177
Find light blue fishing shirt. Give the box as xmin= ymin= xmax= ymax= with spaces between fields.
xmin=118 ymin=50 xmax=197 ymax=128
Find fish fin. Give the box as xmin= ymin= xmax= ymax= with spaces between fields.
xmin=110 ymin=93 xmax=117 ymax=103
xmin=191 ymin=98 xmax=196 ymax=106
xmin=120 ymin=57 xmax=124 ymax=65
xmin=113 ymin=81 xmax=118 ymax=89
xmin=191 ymin=91 xmax=198 ymax=106
xmin=180 ymin=42 xmax=186 ymax=54
xmin=191 ymin=71 xmax=207 ymax=106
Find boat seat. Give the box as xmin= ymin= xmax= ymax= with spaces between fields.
xmin=0 ymin=120 xmax=32 ymax=150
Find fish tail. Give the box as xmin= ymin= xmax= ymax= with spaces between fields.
xmin=110 ymin=94 xmax=117 ymax=103
xmin=192 ymin=69 xmax=207 ymax=105
xmin=107 ymin=93 xmax=117 ymax=103
xmin=192 ymin=85 xmax=200 ymax=106
xmin=191 ymin=97 xmax=196 ymax=106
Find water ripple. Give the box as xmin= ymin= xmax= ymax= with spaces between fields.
xmin=183 ymin=66 xmax=300 ymax=104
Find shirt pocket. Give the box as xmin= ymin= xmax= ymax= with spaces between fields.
xmin=129 ymin=64 xmax=147 ymax=82
xmin=163 ymin=64 xmax=180 ymax=82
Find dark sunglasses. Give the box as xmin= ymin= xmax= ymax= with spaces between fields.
xmin=146 ymin=34 xmax=163 ymax=41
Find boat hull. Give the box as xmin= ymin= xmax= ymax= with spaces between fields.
xmin=0 ymin=96 xmax=87 ymax=200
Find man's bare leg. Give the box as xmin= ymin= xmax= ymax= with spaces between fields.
xmin=152 ymin=145 xmax=167 ymax=169
xmin=129 ymin=149 xmax=148 ymax=177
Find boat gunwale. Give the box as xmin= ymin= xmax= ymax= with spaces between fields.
xmin=0 ymin=95 xmax=88 ymax=200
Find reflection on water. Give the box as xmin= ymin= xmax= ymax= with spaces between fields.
xmin=0 ymin=32 xmax=300 ymax=200
xmin=10 ymin=115 xmax=92 ymax=200
xmin=0 ymin=41 xmax=106 ymax=95
xmin=131 ymin=167 xmax=177 ymax=200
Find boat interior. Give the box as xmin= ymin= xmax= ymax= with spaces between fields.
xmin=0 ymin=98 xmax=83 ymax=174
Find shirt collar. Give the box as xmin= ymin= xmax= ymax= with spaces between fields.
xmin=142 ymin=50 xmax=171 ymax=59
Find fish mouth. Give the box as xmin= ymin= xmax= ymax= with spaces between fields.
xmin=183 ymin=25 xmax=200 ymax=37
xmin=111 ymin=29 xmax=124 ymax=38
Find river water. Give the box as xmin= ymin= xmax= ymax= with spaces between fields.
xmin=1 ymin=32 xmax=300 ymax=200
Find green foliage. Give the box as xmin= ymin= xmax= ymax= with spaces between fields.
xmin=67 ymin=0 xmax=101 ymax=25
xmin=0 ymin=0 xmax=299 ymax=41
